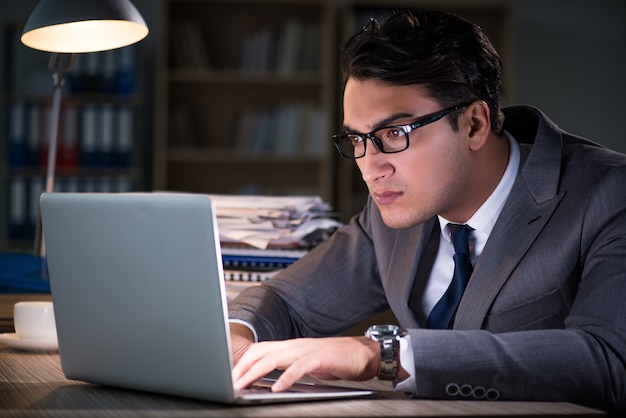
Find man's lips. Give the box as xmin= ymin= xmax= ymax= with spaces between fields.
xmin=372 ymin=190 xmax=402 ymax=205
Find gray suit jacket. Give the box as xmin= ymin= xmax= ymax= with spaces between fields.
xmin=228 ymin=106 xmax=626 ymax=411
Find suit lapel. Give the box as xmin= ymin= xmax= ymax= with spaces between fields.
xmin=453 ymin=185 xmax=565 ymax=329
xmin=385 ymin=217 xmax=436 ymax=328
xmin=453 ymin=107 xmax=567 ymax=329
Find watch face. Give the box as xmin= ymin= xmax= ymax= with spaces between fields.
xmin=376 ymin=325 xmax=399 ymax=333
xmin=367 ymin=324 xmax=400 ymax=338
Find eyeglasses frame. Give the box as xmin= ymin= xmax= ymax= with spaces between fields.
xmin=332 ymin=101 xmax=475 ymax=159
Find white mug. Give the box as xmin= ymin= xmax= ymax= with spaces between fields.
xmin=13 ymin=301 xmax=57 ymax=341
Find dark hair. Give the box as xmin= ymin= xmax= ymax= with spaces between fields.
xmin=341 ymin=10 xmax=505 ymax=133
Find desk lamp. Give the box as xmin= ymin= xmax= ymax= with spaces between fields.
xmin=20 ymin=0 xmax=148 ymax=256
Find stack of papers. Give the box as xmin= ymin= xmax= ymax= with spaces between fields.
xmin=209 ymin=194 xmax=342 ymax=282
xmin=210 ymin=194 xmax=342 ymax=250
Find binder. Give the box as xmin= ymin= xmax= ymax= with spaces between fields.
xmin=99 ymin=104 xmax=115 ymax=166
xmin=9 ymin=177 xmax=27 ymax=240
xmin=223 ymin=269 xmax=280 ymax=282
xmin=116 ymin=107 xmax=134 ymax=166
xmin=221 ymin=247 xmax=306 ymax=272
xmin=80 ymin=105 xmax=97 ymax=166
xmin=27 ymin=104 xmax=41 ymax=166
xmin=222 ymin=254 xmax=301 ymax=271
xmin=8 ymin=101 xmax=27 ymax=167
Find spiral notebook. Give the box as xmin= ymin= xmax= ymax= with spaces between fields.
xmin=40 ymin=193 xmax=374 ymax=404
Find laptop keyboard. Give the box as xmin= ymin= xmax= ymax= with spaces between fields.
xmin=244 ymin=381 xmax=299 ymax=394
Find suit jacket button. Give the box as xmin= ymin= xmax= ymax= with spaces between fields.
xmin=472 ymin=386 xmax=486 ymax=399
xmin=486 ymin=388 xmax=500 ymax=401
xmin=446 ymin=383 xmax=460 ymax=396
xmin=460 ymin=384 xmax=473 ymax=397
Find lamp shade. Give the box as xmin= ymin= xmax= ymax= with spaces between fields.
xmin=21 ymin=0 xmax=149 ymax=53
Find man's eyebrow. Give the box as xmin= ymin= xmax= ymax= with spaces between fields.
xmin=342 ymin=112 xmax=415 ymax=134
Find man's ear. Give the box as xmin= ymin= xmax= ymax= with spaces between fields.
xmin=465 ymin=101 xmax=491 ymax=151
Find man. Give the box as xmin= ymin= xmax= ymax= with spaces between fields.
xmin=227 ymin=10 xmax=626 ymax=412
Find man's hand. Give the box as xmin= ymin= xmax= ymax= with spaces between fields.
xmin=231 ymin=336 xmax=380 ymax=392
xmin=229 ymin=322 xmax=255 ymax=364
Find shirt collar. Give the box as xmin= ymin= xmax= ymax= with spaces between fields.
xmin=438 ymin=131 xmax=520 ymax=241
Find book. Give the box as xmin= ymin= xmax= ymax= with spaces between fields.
xmin=116 ymin=106 xmax=134 ymax=166
xmin=8 ymin=177 xmax=27 ymax=240
xmin=58 ymin=104 xmax=79 ymax=168
xmin=27 ymin=177 xmax=44 ymax=241
xmin=80 ymin=105 xmax=97 ymax=166
xmin=276 ymin=19 xmax=302 ymax=75
xmin=102 ymin=49 xmax=117 ymax=93
xmin=170 ymin=20 xmax=210 ymax=69
xmin=115 ymin=45 xmax=136 ymax=96
xmin=240 ymin=27 xmax=273 ymax=74
xmin=8 ymin=101 xmax=27 ymax=167
xmin=99 ymin=104 xmax=115 ymax=166
xmin=27 ymin=104 xmax=41 ymax=166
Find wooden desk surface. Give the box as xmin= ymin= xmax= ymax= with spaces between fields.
xmin=0 ymin=348 xmax=605 ymax=417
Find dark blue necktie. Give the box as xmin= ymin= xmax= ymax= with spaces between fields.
xmin=426 ymin=223 xmax=474 ymax=329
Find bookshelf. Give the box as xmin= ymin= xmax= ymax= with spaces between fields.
xmin=1 ymin=23 xmax=145 ymax=251
xmin=154 ymin=0 xmax=336 ymax=200
xmin=153 ymin=0 xmax=513 ymax=222
xmin=335 ymin=1 xmax=513 ymax=221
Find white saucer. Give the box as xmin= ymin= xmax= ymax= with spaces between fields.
xmin=0 ymin=333 xmax=58 ymax=352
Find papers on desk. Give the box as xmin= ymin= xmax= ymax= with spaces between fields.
xmin=210 ymin=194 xmax=342 ymax=250
xmin=208 ymin=194 xmax=342 ymax=282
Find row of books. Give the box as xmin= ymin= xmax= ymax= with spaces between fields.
xmin=240 ymin=19 xmax=322 ymax=75
xmin=7 ymin=176 xmax=134 ymax=241
xmin=169 ymin=20 xmax=210 ymax=69
xmin=7 ymin=101 xmax=135 ymax=169
xmin=66 ymin=46 xmax=137 ymax=96
xmin=234 ymin=103 xmax=327 ymax=156
xmin=169 ymin=19 xmax=321 ymax=75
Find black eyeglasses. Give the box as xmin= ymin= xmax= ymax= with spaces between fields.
xmin=331 ymin=102 xmax=474 ymax=159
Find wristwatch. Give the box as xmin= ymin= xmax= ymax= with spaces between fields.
xmin=365 ymin=324 xmax=402 ymax=380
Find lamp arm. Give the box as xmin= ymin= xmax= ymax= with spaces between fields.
xmin=37 ymin=53 xmax=74 ymax=257
xmin=44 ymin=53 xmax=73 ymax=194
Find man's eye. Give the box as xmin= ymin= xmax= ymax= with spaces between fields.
xmin=380 ymin=128 xmax=403 ymax=139
xmin=348 ymin=136 xmax=363 ymax=146
xmin=389 ymin=129 xmax=403 ymax=138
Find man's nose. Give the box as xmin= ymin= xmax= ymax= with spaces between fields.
xmin=358 ymin=147 xmax=393 ymax=184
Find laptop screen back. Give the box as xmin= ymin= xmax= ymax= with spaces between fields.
xmin=40 ymin=193 xmax=237 ymax=403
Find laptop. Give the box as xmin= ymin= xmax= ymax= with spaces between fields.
xmin=39 ymin=192 xmax=374 ymax=404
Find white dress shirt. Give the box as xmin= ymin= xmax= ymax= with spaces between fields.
xmin=398 ymin=132 xmax=520 ymax=391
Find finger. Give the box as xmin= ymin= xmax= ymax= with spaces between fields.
xmin=233 ymin=340 xmax=314 ymax=391
xmin=233 ymin=359 xmax=280 ymax=390
xmin=232 ymin=343 xmax=280 ymax=389
xmin=232 ymin=341 xmax=272 ymax=377
xmin=271 ymin=358 xmax=316 ymax=392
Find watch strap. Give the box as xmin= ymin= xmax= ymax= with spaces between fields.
xmin=377 ymin=334 xmax=398 ymax=380
xmin=365 ymin=325 xmax=400 ymax=381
